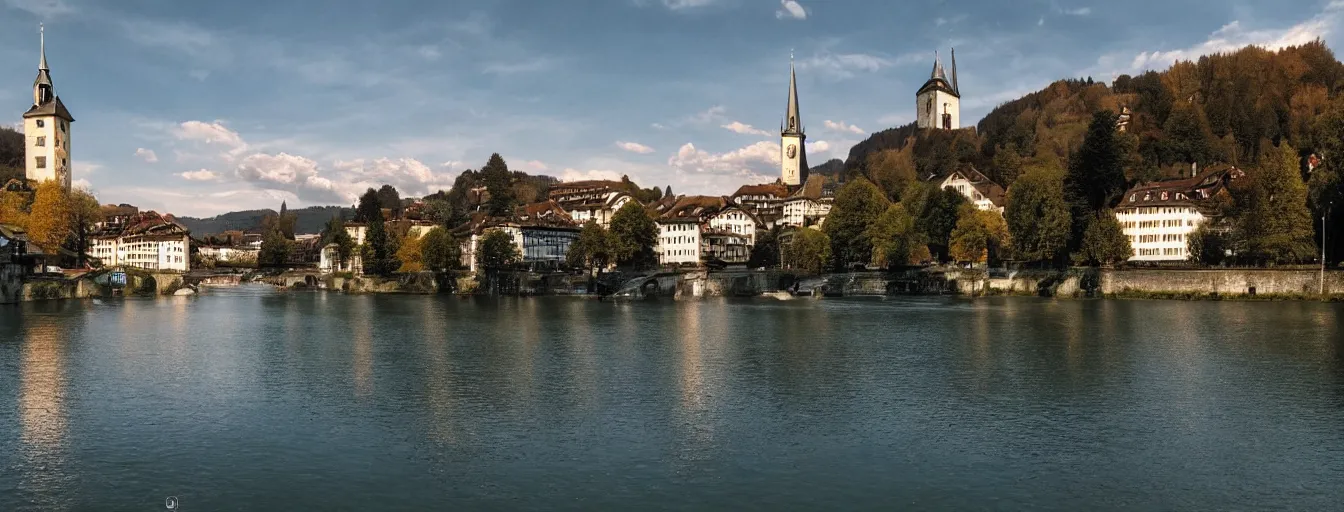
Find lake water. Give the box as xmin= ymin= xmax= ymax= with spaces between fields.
xmin=2 ymin=286 xmax=1343 ymax=510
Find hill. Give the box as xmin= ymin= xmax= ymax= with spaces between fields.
xmin=1 ymin=127 xmax=23 ymax=184
xmin=177 ymin=205 xmax=351 ymax=236
xmin=843 ymin=40 xmax=1344 ymax=190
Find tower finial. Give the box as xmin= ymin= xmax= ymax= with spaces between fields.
xmin=39 ymin=23 xmax=48 ymax=71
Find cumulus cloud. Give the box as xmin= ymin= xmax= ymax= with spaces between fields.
xmin=560 ymin=168 xmax=626 ymax=182
xmin=235 ymin=153 xmax=345 ymax=203
xmin=776 ymin=0 xmax=806 ymax=20
xmin=721 ymin=121 xmax=772 ymax=136
xmin=1115 ymin=3 xmax=1344 ymax=74
xmin=175 ymin=120 xmax=248 ymax=158
xmin=71 ymin=178 xmax=92 ymax=191
xmin=668 ymin=141 xmax=780 ymax=178
xmin=519 ymin=160 xmax=549 ymax=172
xmin=616 ymin=141 xmax=655 ymax=154
xmin=179 ymin=169 xmax=219 ymax=181
xmin=823 ymin=120 xmax=865 ymax=135
xmin=134 ymin=148 xmax=159 ymax=163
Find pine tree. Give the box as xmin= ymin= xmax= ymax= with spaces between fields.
xmin=1237 ymin=143 xmax=1317 ymax=264
xmin=481 ymin=153 xmax=515 ymax=216
xmin=1065 ymin=110 xmax=1128 ymax=249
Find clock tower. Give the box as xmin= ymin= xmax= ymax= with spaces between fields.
xmin=23 ymin=24 xmax=75 ymax=191
xmin=780 ymin=56 xmax=807 ymax=187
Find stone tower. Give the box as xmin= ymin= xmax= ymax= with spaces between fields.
xmin=23 ymin=24 xmax=75 ymax=191
xmin=916 ymin=48 xmax=960 ymax=130
xmin=780 ymin=55 xmax=808 ymax=187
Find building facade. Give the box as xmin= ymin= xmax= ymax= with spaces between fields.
xmin=916 ymin=49 xmax=960 ymax=130
xmin=23 ymin=26 xmax=74 ymax=191
xmin=939 ymin=167 xmax=1005 ymax=213
xmin=1115 ymin=166 xmax=1242 ymax=263
xmin=658 ymin=220 xmax=702 ymax=266
xmin=706 ymin=205 xmax=760 ymax=247
xmin=90 ymin=211 xmax=191 ymax=271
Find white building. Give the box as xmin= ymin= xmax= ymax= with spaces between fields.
xmin=780 ymin=174 xmax=835 ymax=228
xmin=658 ymin=219 xmax=702 ymax=266
xmin=320 ymin=224 xmax=368 ymax=274
xmin=22 ymin=26 xmax=74 ymax=191
xmin=548 ymin=181 xmax=635 ymax=228
xmin=939 ymin=167 xmax=1005 ymax=214
xmin=706 ymin=205 xmax=760 ymax=247
xmin=916 ymin=49 xmax=960 ymax=130
xmin=90 ymin=211 xmax=191 ymax=271
xmin=1115 ymin=166 xmax=1241 ymax=263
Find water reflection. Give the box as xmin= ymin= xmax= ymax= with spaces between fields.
xmin=352 ymin=299 xmax=373 ymax=399
xmin=18 ymin=315 xmax=69 ymax=503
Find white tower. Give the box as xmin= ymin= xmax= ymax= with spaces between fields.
xmin=780 ymin=54 xmax=808 ymax=187
xmin=23 ymin=24 xmax=75 ymax=191
xmin=916 ymin=48 xmax=960 ymax=130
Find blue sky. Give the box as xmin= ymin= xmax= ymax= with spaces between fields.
xmin=2 ymin=0 xmax=1342 ymax=216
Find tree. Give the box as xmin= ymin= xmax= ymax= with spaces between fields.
xmin=26 ymin=181 xmax=70 ymax=254
xmin=420 ymin=227 xmax=460 ymax=272
xmin=1065 ymin=110 xmax=1129 ymax=249
xmin=476 ymin=228 xmax=520 ymax=270
xmin=866 ymin=203 xmax=926 ymax=268
xmin=395 ymin=233 xmax=424 ymax=272
xmin=917 ymin=187 xmax=968 ymax=260
xmin=376 ymin=185 xmax=402 ymax=219
xmin=321 ymin=216 xmax=356 ymax=269
xmin=1073 ymin=212 xmax=1133 ymax=266
xmin=481 ymin=153 xmax=515 ymax=216
xmin=68 ymin=188 xmax=102 ymax=267
xmin=607 ymin=201 xmax=657 ymax=269
xmin=1188 ymin=222 xmax=1230 ymax=266
xmin=1236 ymin=143 xmax=1317 ymax=264
xmin=664 ymin=186 xmax=674 ymax=198
xmin=864 ymin=148 xmax=917 ymax=202
xmin=566 ymin=221 xmax=612 ymax=272
xmin=0 ymin=189 xmax=31 ymax=230
xmin=991 ymin=145 xmax=1024 ymax=187
xmin=782 ymin=228 xmax=831 ymax=274
xmin=355 ymin=188 xmax=381 ymax=223
xmin=1006 ymin=168 xmax=1072 ymax=264
xmin=748 ymin=225 xmax=782 ymax=268
xmin=361 ymin=216 xmax=398 ymax=275
xmin=948 ymin=207 xmax=1001 ymax=265
xmin=823 ymin=177 xmax=889 ymax=269
xmin=259 ymin=226 xmax=292 ymax=267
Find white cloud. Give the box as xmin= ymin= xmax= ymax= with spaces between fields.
xmin=616 ymin=141 xmax=655 ymax=154
xmin=179 ymin=169 xmax=219 ymax=181
xmin=71 ymin=178 xmax=92 ymax=191
xmin=1107 ymin=3 xmax=1344 ymax=75
xmin=776 ymin=0 xmax=806 ymax=20
xmin=174 ymin=120 xmax=248 ymax=158
xmin=520 ymin=160 xmax=549 ymax=172
xmin=806 ymin=140 xmax=830 ymax=154
xmin=823 ymin=120 xmax=865 ymax=135
xmin=75 ymin=160 xmax=103 ymax=174
xmin=693 ymin=105 xmax=727 ymax=124
xmin=560 ymin=168 xmax=625 ymax=182
xmin=1060 ymin=7 xmax=1091 ymax=16
xmin=134 ymin=148 xmax=159 ymax=163
xmin=235 ymin=153 xmax=345 ymax=203
xmin=797 ymin=51 xmax=894 ymax=79
xmin=721 ymin=121 xmax=771 ymax=136
xmin=651 ymin=122 xmax=667 ymax=130
xmin=668 ymin=141 xmax=780 ymax=178
xmin=658 ymin=0 xmax=715 ymax=10
xmin=4 ymin=0 xmax=74 ymax=18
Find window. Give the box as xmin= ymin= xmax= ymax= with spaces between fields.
xmin=36 ymin=120 xmax=44 ymax=128
xmin=60 ymin=121 xmax=66 ymax=132
xmin=36 ymin=136 xmax=45 ymax=147
xmin=35 ymin=156 xmax=46 ymax=169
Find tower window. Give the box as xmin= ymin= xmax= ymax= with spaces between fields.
xmin=36 ymin=120 xmax=45 ymax=128
xmin=36 ymin=136 xmax=45 ymax=147
xmin=35 ymin=156 xmax=47 ymax=169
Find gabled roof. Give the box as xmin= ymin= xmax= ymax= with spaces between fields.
xmin=707 ymin=203 xmax=764 ymax=227
xmin=23 ymin=95 xmax=74 ymax=121
xmin=942 ymin=166 xmax=1006 ymax=207
xmin=788 ymin=174 xmax=831 ymax=201
xmin=1119 ymin=165 xmax=1243 ymax=209
xmin=658 ymin=195 xmax=727 ymax=223
xmin=732 ymin=183 xmax=790 ymax=199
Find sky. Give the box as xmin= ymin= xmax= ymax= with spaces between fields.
xmin=3 ymin=0 xmax=1344 ymax=217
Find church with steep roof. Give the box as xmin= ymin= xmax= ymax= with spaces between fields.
xmin=22 ymin=25 xmax=75 ymax=191
xmin=779 ymin=56 xmax=808 ymax=187
xmin=916 ymin=49 xmax=960 ymax=130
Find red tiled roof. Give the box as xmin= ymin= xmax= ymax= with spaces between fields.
xmin=731 ymin=183 xmax=789 ymax=198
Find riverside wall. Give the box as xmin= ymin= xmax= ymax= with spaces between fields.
xmin=1099 ymin=269 xmax=1344 ymax=298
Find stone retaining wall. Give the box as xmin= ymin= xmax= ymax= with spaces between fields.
xmin=1099 ymin=269 xmax=1344 ymax=297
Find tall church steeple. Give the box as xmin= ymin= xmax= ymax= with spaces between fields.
xmin=780 ymin=52 xmax=807 ymax=187
xmin=23 ymin=24 xmax=75 ymax=191
xmin=916 ymin=47 xmax=961 ymax=130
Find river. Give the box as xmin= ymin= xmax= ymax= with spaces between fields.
xmin=2 ymin=285 xmax=1343 ymax=510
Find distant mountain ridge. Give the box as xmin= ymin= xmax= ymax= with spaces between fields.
xmin=177 ymin=205 xmax=351 ymax=236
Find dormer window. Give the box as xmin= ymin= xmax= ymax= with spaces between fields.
xmin=1130 ymin=194 xmax=1136 ymax=202
xmin=1161 ymin=192 xmax=1169 ymax=201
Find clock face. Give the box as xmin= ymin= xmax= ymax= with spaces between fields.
xmin=787 ymin=144 xmax=797 ymax=159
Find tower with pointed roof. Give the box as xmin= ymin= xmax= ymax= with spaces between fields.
xmin=916 ymin=48 xmax=960 ymax=130
xmin=780 ymin=54 xmax=808 ymax=187
xmin=23 ymin=24 xmax=75 ymax=191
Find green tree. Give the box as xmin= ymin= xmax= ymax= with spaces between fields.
xmin=866 ymin=203 xmax=926 ymax=268
xmin=748 ymin=225 xmax=782 ymax=268
xmin=355 ymin=188 xmax=382 ymax=223
xmin=1065 ymin=110 xmax=1129 ymax=249
xmin=823 ymin=177 xmax=889 ymax=269
xmin=376 ymin=185 xmax=402 ymax=219
xmin=1161 ymin=101 xmax=1216 ymax=167
xmin=476 ymin=228 xmax=520 ymax=270
xmin=259 ymin=226 xmax=292 ymax=267
xmin=481 ymin=153 xmax=515 ymax=216
xmin=607 ymin=201 xmax=657 ymax=269
xmin=916 ymin=187 xmax=968 ymax=261
xmin=1073 ymin=212 xmax=1133 ymax=266
xmin=1188 ymin=222 xmax=1230 ymax=266
xmin=782 ymin=228 xmax=831 ymax=274
xmin=69 ymin=188 xmax=102 ymax=267
xmin=864 ymin=148 xmax=917 ymax=202
xmin=1236 ymin=143 xmax=1317 ymax=264
xmin=420 ymin=227 xmax=460 ymax=272
xmin=566 ymin=221 xmax=612 ymax=272
xmin=991 ymin=144 xmax=1024 ymax=187
xmin=1308 ymin=97 xmax=1344 ymax=264
xmin=321 ymin=216 xmax=356 ymax=269
xmin=361 ymin=215 xmax=398 ymax=275
xmin=1006 ymin=168 xmax=1072 ymax=264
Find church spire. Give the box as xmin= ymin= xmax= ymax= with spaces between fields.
xmin=39 ymin=23 xmax=48 ymax=71
xmin=784 ymin=52 xmax=802 ymax=135
xmin=950 ymin=47 xmax=959 ymax=95
xmin=930 ymin=50 xmax=948 ymax=83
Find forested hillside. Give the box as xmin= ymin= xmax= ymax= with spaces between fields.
xmin=178 ymin=205 xmax=351 ymax=236
xmin=1 ymin=127 xmax=23 ymax=184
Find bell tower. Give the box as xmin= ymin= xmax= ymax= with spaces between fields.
xmin=23 ymin=24 xmax=76 ymax=191
xmin=916 ymin=48 xmax=960 ymax=130
xmin=780 ymin=53 xmax=808 ymax=187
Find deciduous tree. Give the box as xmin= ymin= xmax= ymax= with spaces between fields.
xmin=26 ymin=181 xmax=70 ymax=253
xmin=567 ymin=221 xmax=612 ymax=272
xmin=420 ymin=227 xmax=460 ymax=272
xmin=1073 ymin=212 xmax=1132 ymax=267
xmin=823 ymin=177 xmax=889 ymax=269
xmin=866 ymin=203 xmax=926 ymax=268
xmin=607 ymin=202 xmax=657 ymax=269
xmin=69 ymin=188 xmax=101 ymax=267
xmin=1006 ymin=168 xmax=1072 ymax=264
xmin=1236 ymin=143 xmax=1317 ymax=264
xmin=782 ymin=228 xmax=831 ymax=274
